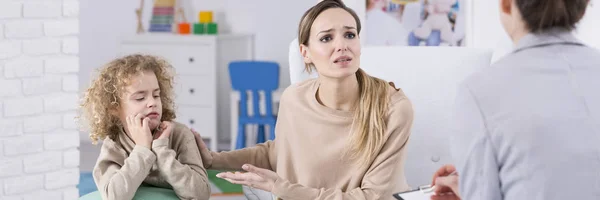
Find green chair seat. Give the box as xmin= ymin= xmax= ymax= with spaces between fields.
xmin=79 ymin=186 xmax=179 ymax=200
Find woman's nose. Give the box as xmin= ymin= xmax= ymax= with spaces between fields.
xmin=334 ymin=39 xmax=348 ymax=52
xmin=336 ymin=42 xmax=348 ymax=52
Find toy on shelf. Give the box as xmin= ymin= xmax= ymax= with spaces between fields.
xmin=176 ymin=7 xmax=190 ymax=34
xmin=148 ymin=0 xmax=177 ymax=33
xmin=136 ymin=0 xmax=145 ymax=33
xmin=135 ymin=0 xmax=219 ymax=36
xmin=193 ymin=11 xmax=218 ymax=35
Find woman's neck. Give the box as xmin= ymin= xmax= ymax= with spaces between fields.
xmin=510 ymin=26 xmax=530 ymax=45
xmin=316 ymin=74 xmax=360 ymax=112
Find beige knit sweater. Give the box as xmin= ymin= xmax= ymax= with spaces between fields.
xmin=93 ymin=121 xmax=210 ymax=200
xmin=203 ymin=79 xmax=414 ymax=200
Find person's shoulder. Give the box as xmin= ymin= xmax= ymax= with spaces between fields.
xmin=100 ymin=137 xmax=120 ymax=151
xmin=171 ymin=121 xmax=195 ymax=142
xmin=386 ymin=83 xmax=414 ymax=122
xmin=97 ymin=137 xmax=127 ymax=159
xmin=387 ymin=82 xmax=410 ymax=105
xmin=280 ymin=78 xmax=317 ymax=101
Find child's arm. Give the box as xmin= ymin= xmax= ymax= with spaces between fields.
xmin=152 ymin=129 xmax=211 ymax=200
xmin=93 ymin=139 xmax=156 ymax=200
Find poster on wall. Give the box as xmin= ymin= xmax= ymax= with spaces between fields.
xmin=364 ymin=0 xmax=466 ymax=47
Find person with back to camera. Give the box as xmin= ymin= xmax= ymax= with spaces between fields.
xmin=192 ymin=0 xmax=416 ymax=199
xmin=430 ymin=0 xmax=599 ymax=200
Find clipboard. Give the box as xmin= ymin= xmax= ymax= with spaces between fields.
xmin=392 ymin=185 xmax=435 ymax=200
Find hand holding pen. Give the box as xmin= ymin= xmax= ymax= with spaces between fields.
xmin=430 ymin=164 xmax=460 ymax=200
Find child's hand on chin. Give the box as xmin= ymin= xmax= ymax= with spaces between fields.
xmin=127 ymin=113 xmax=153 ymax=149
xmin=153 ymin=121 xmax=174 ymax=140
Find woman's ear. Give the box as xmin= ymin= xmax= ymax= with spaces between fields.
xmin=300 ymin=44 xmax=312 ymax=64
xmin=500 ymin=0 xmax=512 ymax=15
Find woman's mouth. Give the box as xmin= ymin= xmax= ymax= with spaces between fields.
xmin=334 ymin=56 xmax=352 ymax=65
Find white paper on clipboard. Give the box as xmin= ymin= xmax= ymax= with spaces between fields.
xmin=394 ymin=190 xmax=433 ymax=200
xmin=393 ymin=185 xmax=435 ymax=200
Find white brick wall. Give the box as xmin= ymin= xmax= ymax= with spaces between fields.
xmin=5 ymin=21 xmax=44 ymax=39
xmin=23 ymin=76 xmax=63 ymax=95
xmin=23 ymin=39 xmax=62 ymax=56
xmin=24 ymin=152 xmax=63 ymax=173
xmin=62 ymin=75 xmax=79 ymax=92
xmin=62 ymin=113 xmax=77 ymax=129
xmin=63 ymin=187 xmax=80 ymax=200
xmin=23 ymin=2 xmax=63 ymax=18
xmin=24 ymin=114 xmax=62 ymax=133
xmin=0 ymin=79 xmax=22 ymax=97
xmin=63 ymin=1 xmax=79 ymax=17
xmin=2 ymin=196 xmax=24 ymax=200
xmin=0 ymin=2 xmax=22 ymax=19
xmin=45 ymin=131 xmax=79 ymax=150
xmin=0 ymin=118 xmax=23 ymax=137
xmin=44 ymin=20 xmax=79 ymax=37
xmin=4 ymin=135 xmax=44 ymax=156
xmin=0 ymin=1 xmax=80 ymax=198
xmin=4 ymin=97 xmax=44 ymax=117
xmin=63 ymin=149 xmax=79 ymax=168
xmin=4 ymin=175 xmax=44 ymax=195
xmin=0 ymin=157 xmax=23 ymax=178
xmin=45 ymin=57 xmax=79 ymax=74
xmin=62 ymin=38 xmax=79 ymax=55
xmin=4 ymin=58 xmax=44 ymax=78
xmin=23 ymin=190 xmax=63 ymax=200
xmin=0 ymin=41 xmax=22 ymax=59
xmin=45 ymin=169 xmax=79 ymax=189
xmin=44 ymin=93 xmax=78 ymax=113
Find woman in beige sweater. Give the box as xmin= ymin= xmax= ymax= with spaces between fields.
xmin=80 ymin=55 xmax=211 ymax=200
xmin=194 ymin=0 xmax=414 ymax=199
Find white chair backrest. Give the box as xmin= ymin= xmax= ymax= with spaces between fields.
xmin=360 ymin=46 xmax=492 ymax=187
xmin=289 ymin=38 xmax=318 ymax=84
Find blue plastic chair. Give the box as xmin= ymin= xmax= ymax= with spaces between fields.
xmin=229 ymin=61 xmax=279 ymax=149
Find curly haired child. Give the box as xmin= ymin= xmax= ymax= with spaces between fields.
xmin=79 ymin=54 xmax=211 ymax=200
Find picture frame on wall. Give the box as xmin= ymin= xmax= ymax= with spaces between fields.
xmin=362 ymin=0 xmax=468 ymax=47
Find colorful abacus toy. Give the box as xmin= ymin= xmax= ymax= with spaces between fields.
xmin=149 ymin=0 xmax=176 ymax=32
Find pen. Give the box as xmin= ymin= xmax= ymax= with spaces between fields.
xmin=425 ymin=171 xmax=458 ymax=193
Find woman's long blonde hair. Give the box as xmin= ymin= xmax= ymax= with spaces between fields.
xmin=298 ymin=0 xmax=392 ymax=167
xmin=79 ymin=54 xmax=177 ymax=144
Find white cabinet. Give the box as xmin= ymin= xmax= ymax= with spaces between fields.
xmin=119 ymin=34 xmax=254 ymax=151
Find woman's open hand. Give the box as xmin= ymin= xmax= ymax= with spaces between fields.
xmin=216 ymin=164 xmax=280 ymax=192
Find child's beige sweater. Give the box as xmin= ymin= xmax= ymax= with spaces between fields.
xmin=93 ymin=121 xmax=210 ymax=200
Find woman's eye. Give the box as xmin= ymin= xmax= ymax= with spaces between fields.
xmin=153 ymin=95 xmax=160 ymax=98
xmin=136 ymin=97 xmax=144 ymax=101
xmin=345 ymin=32 xmax=356 ymax=39
xmin=320 ymin=35 xmax=332 ymax=42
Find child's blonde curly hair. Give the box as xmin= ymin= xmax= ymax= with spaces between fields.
xmin=79 ymin=54 xmax=177 ymax=144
